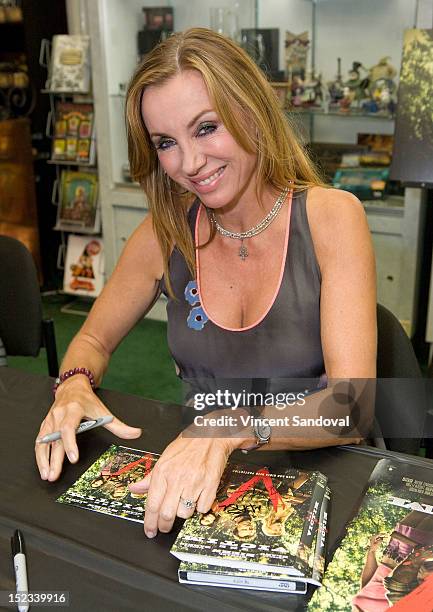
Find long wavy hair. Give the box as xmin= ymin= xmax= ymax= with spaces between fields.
xmin=126 ymin=28 xmax=324 ymax=297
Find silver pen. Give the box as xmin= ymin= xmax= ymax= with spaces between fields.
xmin=36 ymin=415 xmax=114 ymax=444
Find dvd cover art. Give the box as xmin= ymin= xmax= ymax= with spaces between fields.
xmin=178 ymin=484 xmax=330 ymax=592
xmin=309 ymin=459 xmax=433 ymax=611
xmin=56 ymin=170 xmax=99 ymax=233
xmin=57 ymin=445 xmax=158 ymax=522
xmin=63 ymin=235 xmax=104 ymax=296
xmin=171 ymin=464 xmax=327 ymax=577
xmin=51 ymin=102 xmax=95 ymax=164
xmin=49 ymin=35 xmax=91 ymax=93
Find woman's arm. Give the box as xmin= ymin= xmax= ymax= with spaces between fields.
xmin=35 ymin=214 xmax=164 ymax=480
xmin=361 ymin=535 xmax=383 ymax=587
xmin=227 ymin=187 xmax=377 ymax=451
xmin=310 ymin=186 xmax=377 ymax=379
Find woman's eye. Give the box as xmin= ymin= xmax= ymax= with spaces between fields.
xmin=197 ymin=123 xmax=217 ymax=137
xmin=156 ymin=138 xmax=175 ymax=151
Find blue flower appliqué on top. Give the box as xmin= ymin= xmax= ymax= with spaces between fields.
xmin=184 ymin=280 xmax=200 ymax=306
xmin=185 ymin=280 xmax=208 ymax=330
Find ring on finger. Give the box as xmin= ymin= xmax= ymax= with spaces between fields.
xmin=180 ymin=496 xmax=196 ymax=510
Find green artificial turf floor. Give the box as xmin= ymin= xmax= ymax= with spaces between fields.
xmin=8 ymin=294 xmax=182 ymax=404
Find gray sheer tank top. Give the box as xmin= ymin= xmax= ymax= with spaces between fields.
xmin=160 ymin=189 xmax=325 ymax=381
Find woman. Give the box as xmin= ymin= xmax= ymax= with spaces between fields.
xmin=353 ymin=540 xmax=433 ymax=610
xmin=352 ymin=512 xmax=433 ymax=610
xmin=35 ymin=28 xmax=376 ymax=538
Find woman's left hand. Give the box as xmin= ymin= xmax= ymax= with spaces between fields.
xmin=128 ymin=435 xmax=235 ymax=537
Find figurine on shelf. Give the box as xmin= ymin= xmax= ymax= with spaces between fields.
xmin=289 ymin=74 xmax=304 ymax=107
xmin=327 ymin=57 xmax=345 ymax=106
xmin=362 ymin=57 xmax=397 ymax=115
xmin=368 ymin=56 xmax=397 ymax=83
xmin=339 ymin=86 xmax=355 ymax=112
xmin=285 ymin=30 xmax=309 ymax=81
xmin=362 ymin=99 xmax=379 ymax=114
xmin=344 ymin=61 xmax=370 ymax=109
xmin=299 ymin=70 xmax=323 ymax=108
xmin=368 ymin=77 xmax=397 ymax=115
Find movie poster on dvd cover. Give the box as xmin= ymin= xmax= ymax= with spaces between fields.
xmin=57 ymin=445 xmax=158 ymax=522
xmin=309 ymin=458 xmax=433 ymax=611
xmin=178 ymin=485 xmax=330 ymax=592
xmin=171 ymin=463 xmax=327 ymax=579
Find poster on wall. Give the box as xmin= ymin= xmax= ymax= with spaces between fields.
xmin=63 ymin=235 xmax=104 ymax=297
xmin=390 ymin=29 xmax=433 ymax=185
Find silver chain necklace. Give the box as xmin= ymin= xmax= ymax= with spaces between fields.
xmin=208 ymin=187 xmax=289 ymax=261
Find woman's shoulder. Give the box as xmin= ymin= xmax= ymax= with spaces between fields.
xmin=306 ymin=185 xmax=364 ymax=219
xmin=305 ymin=186 xmax=371 ymax=264
xmin=306 ymin=186 xmax=367 ymax=235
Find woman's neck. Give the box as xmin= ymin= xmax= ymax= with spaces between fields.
xmin=209 ymin=183 xmax=281 ymax=233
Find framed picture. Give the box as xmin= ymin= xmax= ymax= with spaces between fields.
xmin=63 ymin=235 xmax=104 ymax=297
xmin=390 ymin=29 xmax=433 ymax=185
xmin=56 ymin=170 xmax=100 ymax=233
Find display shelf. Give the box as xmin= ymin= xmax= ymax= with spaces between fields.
xmin=39 ymin=35 xmax=102 ymax=297
xmin=41 ymin=89 xmax=93 ymax=100
xmin=47 ymin=159 xmax=96 ymax=167
xmin=114 ymin=181 xmax=141 ymax=191
xmin=362 ymin=195 xmax=404 ymax=212
xmin=290 ymin=108 xmax=395 ymax=121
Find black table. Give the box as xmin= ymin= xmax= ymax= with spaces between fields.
xmin=1 ymin=368 xmax=430 ymax=611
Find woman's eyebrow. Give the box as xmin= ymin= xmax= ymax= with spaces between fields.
xmin=150 ymin=109 xmax=214 ymax=138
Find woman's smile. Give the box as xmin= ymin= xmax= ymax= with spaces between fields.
xmin=190 ymin=165 xmax=226 ymax=193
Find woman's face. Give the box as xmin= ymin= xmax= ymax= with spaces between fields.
xmin=235 ymin=519 xmax=256 ymax=539
xmin=200 ymin=513 xmax=216 ymax=526
xmin=141 ymin=69 xmax=257 ymax=209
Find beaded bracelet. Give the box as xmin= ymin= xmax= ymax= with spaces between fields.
xmin=53 ymin=367 xmax=96 ymax=396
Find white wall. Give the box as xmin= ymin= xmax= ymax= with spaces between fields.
xmin=258 ymin=0 xmax=417 ymax=77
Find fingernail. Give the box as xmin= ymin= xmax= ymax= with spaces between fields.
xmin=145 ymin=530 xmax=156 ymax=538
xmin=68 ymin=451 xmax=77 ymax=462
xmin=41 ymin=469 xmax=48 ymax=480
xmin=48 ymin=470 xmax=55 ymax=480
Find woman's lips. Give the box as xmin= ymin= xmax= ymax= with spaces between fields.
xmin=190 ymin=166 xmax=226 ymax=193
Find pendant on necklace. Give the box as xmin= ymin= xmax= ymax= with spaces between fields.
xmin=239 ymin=240 xmax=248 ymax=261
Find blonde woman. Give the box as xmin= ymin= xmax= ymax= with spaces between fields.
xmin=35 ymin=29 xmax=376 ymax=539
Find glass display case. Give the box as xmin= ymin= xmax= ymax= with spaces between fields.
xmin=87 ymin=0 xmax=428 ymax=330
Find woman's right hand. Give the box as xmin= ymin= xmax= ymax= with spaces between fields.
xmin=35 ymin=376 xmax=142 ymax=482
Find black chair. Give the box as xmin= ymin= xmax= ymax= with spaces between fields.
xmin=0 ymin=235 xmax=58 ymax=376
xmin=376 ymin=303 xmax=425 ymax=456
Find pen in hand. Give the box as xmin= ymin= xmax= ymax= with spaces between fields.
xmin=36 ymin=415 xmax=114 ymax=444
xmin=11 ymin=529 xmax=29 ymax=612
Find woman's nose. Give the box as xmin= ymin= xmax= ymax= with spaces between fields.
xmin=181 ymin=142 xmax=206 ymax=177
